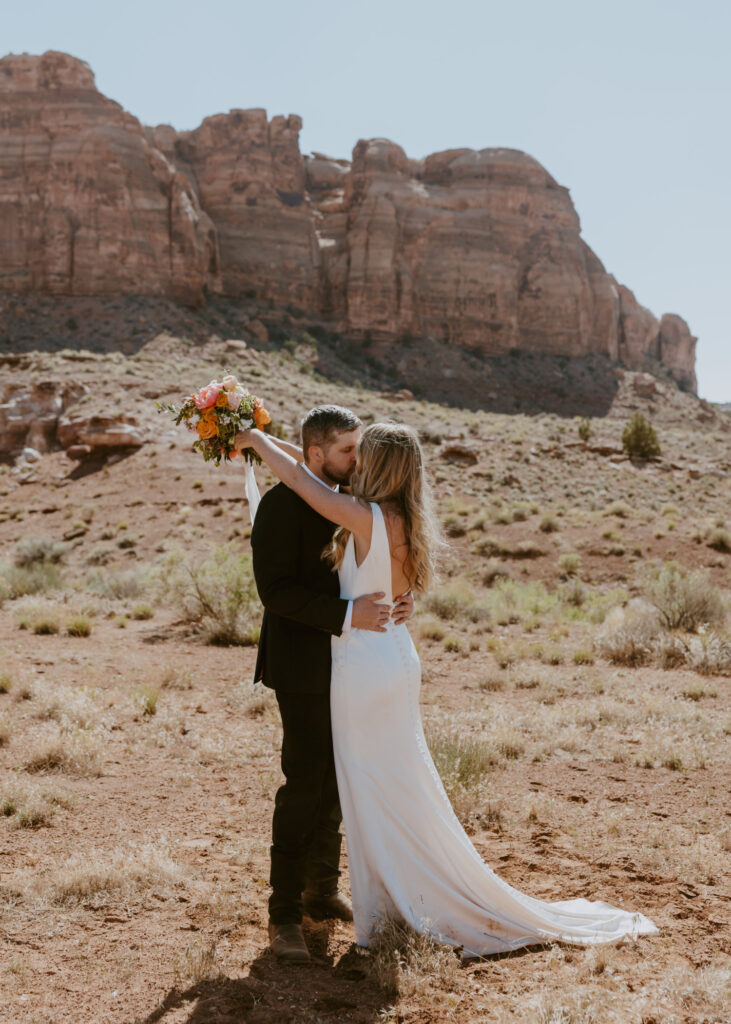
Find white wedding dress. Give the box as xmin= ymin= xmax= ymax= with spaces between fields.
xmin=331 ymin=502 xmax=658 ymax=957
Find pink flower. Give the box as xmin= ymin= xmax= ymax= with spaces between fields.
xmin=226 ymin=387 xmax=245 ymax=411
xmin=193 ymin=381 xmax=221 ymax=410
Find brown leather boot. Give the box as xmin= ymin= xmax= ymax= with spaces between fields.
xmin=303 ymin=889 xmax=354 ymax=922
xmin=268 ymin=922 xmax=311 ymax=963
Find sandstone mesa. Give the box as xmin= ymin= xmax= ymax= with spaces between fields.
xmin=0 ymin=50 xmax=696 ymax=392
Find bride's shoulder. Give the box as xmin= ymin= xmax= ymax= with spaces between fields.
xmin=380 ymin=502 xmax=407 ymax=544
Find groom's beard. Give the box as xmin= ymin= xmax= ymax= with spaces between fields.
xmin=322 ymin=460 xmax=354 ymax=488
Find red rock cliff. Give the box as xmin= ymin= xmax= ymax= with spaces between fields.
xmin=0 ymin=51 xmax=697 ymax=391
xmin=0 ymin=51 xmax=219 ymax=304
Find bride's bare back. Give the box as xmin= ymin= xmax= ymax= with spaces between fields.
xmin=353 ymin=501 xmax=412 ymax=598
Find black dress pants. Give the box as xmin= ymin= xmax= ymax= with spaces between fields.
xmin=269 ymin=690 xmax=342 ymax=925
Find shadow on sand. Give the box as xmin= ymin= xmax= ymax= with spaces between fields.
xmin=136 ymin=920 xmax=553 ymax=1024
xmin=137 ymin=923 xmax=393 ymax=1024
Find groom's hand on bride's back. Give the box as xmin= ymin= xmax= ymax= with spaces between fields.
xmin=391 ymin=590 xmax=415 ymax=625
xmin=352 ymin=593 xmax=390 ymax=632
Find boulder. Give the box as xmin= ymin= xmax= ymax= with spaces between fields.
xmin=0 ymin=380 xmax=86 ymax=456
xmin=57 ymin=413 xmax=146 ymax=452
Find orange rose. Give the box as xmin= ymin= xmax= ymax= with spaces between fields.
xmin=253 ymin=406 xmax=271 ymax=427
xmin=197 ymin=418 xmax=218 ymax=439
xmin=215 ymin=392 xmax=229 ymax=408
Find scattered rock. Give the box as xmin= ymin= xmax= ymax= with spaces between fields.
xmin=66 ymin=443 xmax=93 ymax=460
xmin=225 ymin=339 xmax=248 ymax=353
xmin=436 ymin=442 xmax=479 ymax=466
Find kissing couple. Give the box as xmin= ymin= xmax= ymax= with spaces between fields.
xmin=236 ymin=404 xmax=657 ymax=964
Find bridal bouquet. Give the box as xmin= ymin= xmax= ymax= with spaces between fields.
xmin=156 ymin=374 xmax=271 ymax=466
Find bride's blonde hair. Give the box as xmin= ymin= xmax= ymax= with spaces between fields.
xmin=324 ymin=422 xmax=441 ymax=593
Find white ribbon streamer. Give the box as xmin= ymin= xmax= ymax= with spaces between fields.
xmin=244 ymin=459 xmax=261 ymax=524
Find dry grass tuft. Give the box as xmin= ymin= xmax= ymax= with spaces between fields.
xmin=132 ymin=685 xmax=160 ymax=716
xmin=160 ymin=663 xmax=194 ymax=690
xmin=416 ymin=613 xmax=447 ymax=641
xmin=224 ymin=679 xmax=276 ymax=719
xmin=173 ymin=942 xmax=219 ymax=983
xmin=426 ymin=726 xmax=498 ymax=792
xmin=173 ymin=939 xmax=220 ymax=986
xmin=31 ymin=683 xmax=99 ymax=729
xmin=368 ymin=917 xmax=459 ymax=1000
xmin=23 ymin=727 xmax=103 ymax=776
xmin=686 ymin=631 xmax=731 ymax=676
xmin=0 ymin=779 xmax=73 ymax=828
xmin=596 ymin=601 xmax=660 ymax=666
xmin=16 ymin=841 xmax=183 ymax=906
xmin=66 ymin=615 xmax=92 ymax=637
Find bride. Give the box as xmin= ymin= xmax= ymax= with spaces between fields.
xmin=235 ymin=421 xmax=658 ymax=957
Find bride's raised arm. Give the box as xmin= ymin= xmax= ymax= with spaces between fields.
xmin=236 ymin=428 xmax=371 ymax=540
xmin=268 ymin=436 xmax=304 ymax=462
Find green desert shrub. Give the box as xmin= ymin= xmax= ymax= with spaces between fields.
xmin=645 ymin=562 xmax=725 ymax=632
xmin=487 ymin=580 xmax=557 ymax=625
xmin=423 ymin=582 xmax=489 ymax=624
xmin=622 ymin=413 xmax=661 ymax=459
xmin=87 ymin=568 xmax=149 ymax=601
xmin=156 ymin=546 xmax=261 ymax=645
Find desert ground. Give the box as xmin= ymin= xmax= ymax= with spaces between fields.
xmin=0 ymin=334 xmax=729 ymax=1023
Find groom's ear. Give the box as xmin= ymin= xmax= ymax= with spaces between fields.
xmin=304 ymin=443 xmax=322 ymax=466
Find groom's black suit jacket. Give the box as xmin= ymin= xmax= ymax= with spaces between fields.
xmin=251 ymin=481 xmax=348 ymax=695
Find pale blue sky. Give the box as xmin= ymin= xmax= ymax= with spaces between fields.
xmin=5 ymin=0 xmax=730 ymax=400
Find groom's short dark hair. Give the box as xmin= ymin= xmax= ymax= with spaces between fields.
xmin=301 ymin=405 xmax=361 ymax=459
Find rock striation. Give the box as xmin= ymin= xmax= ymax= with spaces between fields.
xmin=0 ymin=51 xmax=697 ymax=392
xmin=0 ymin=51 xmax=219 ymax=305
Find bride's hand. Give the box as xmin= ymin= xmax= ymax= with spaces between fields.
xmin=234 ymin=428 xmax=257 ymax=455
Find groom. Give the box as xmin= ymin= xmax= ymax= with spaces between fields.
xmin=250 ymin=404 xmax=413 ymax=962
